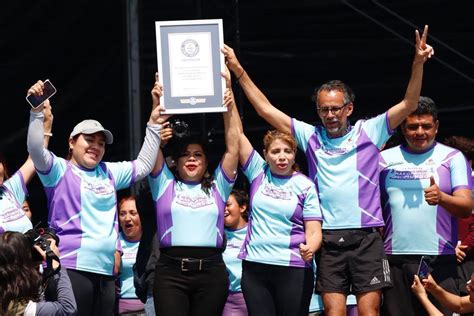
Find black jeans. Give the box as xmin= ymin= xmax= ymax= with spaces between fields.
xmin=382 ymin=255 xmax=458 ymax=316
xmin=153 ymin=255 xmax=229 ymax=316
xmin=67 ymin=269 xmax=115 ymax=316
xmin=241 ymin=260 xmax=314 ymax=316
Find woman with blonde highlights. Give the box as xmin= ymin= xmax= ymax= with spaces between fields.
xmin=237 ymin=124 xmax=322 ymax=315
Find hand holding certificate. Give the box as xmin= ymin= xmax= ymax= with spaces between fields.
xmin=155 ymin=19 xmax=226 ymax=114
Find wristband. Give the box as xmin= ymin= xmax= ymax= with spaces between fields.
xmin=236 ymin=69 xmax=245 ymax=82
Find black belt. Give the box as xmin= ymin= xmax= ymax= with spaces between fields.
xmin=359 ymin=227 xmax=379 ymax=233
xmin=323 ymin=227 xmax=379 ymax=233
xmin=159 ymin=253 xmax=223 ymax=271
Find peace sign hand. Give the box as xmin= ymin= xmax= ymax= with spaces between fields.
xmin=414 ymin=25 xmax=434 ymax=64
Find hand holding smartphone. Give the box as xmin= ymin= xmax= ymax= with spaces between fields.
xmin=417 ymin=256 xmax=430 ymax=280
xmin=26 ymin=79 xmax=57 ymax=109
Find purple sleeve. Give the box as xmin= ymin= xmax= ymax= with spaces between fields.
xmin=35 ymin=268 xmax=77 ymax=315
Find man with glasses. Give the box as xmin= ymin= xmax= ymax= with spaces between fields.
xmin=223 ymin=25 xmax=433 ymax=315
xmin=380 ymin=97 xmax=473 ymax=315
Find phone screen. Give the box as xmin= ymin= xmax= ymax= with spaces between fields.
xmin=417 ymin=256 xmax=430 ymax=280
xmin=26 ymin=79 xmax=57 ymax=109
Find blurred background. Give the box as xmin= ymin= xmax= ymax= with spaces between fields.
xmin=1 ymin=0 xmax=473 ymax=225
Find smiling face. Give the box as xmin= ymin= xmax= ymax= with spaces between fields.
xmin=317 ymin=90 xmax=353 ymax=137
xmin=224 ymin=194 xmax=247 ymax=230
xmin=401 ymin=114 xmax=439 ymax=153
xmin=69 ymin=133 xmax=106 ymax=169
xmin=264 ymin=138 xmax=296 ymax=176
xmin=176 ymin=143 xmax=208 ymax=182
xmin=119 ymin=198 xmax=142 ymax=241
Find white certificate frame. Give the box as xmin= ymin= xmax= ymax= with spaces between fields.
xmin=155 ymin=19 xmax=226 ymax=114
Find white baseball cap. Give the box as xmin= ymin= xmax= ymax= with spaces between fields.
xmin=69 ymin=119 xmax=113 ymax=144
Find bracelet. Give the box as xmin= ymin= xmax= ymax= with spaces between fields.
xmin=236 ymin=69 xmax=245 ymax=82
xmin=44 ymin=132 xmax=53 ymax=137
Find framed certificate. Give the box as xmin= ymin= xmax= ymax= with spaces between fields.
xmin=155 ymin=19 xmax=226 ymax=114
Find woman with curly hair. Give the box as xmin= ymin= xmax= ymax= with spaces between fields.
xmin=148 ymin=68 xmax=240 ymax=316
xmin=0 ymin=231 xmax=76 ymax=315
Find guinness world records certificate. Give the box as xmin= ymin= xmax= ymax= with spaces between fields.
xmin=155 ymin=19 xmax=226 ymax=114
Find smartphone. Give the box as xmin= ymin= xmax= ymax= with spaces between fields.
xmin=417 ymin=256 xmax=430 ymax=280
xmin=26 ymin=79 xmax=57 ymax=109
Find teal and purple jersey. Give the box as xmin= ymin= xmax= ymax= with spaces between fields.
xmin=239 ymin=150 xmax=322 ymax=268
xmin=119 ymin=232 xmax=140 ymax=299
xmin=380 ymin=142 xmax=473 ymax=255
xmin=148 ymin=163 xmax=235 ymax=248
xmin=0 ymin=171 xmax=32 ymax=233
xmin=223 ymin=225 xmax=247 ymax=293
xmin=292 ymin=113 xmax=392 ymax=229
xmin=37 ymin=153 xmax=136 ymax=275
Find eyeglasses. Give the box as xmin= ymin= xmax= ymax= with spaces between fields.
xmin=317 ymin=103 xmax=350 ymax=116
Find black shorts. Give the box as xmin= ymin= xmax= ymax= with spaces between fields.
xmin=315 ymin=228 xmax=392 ymax=295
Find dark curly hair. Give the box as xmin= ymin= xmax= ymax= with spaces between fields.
xmin=411 ymin=96 xmax=438 ymax=121
xmin=171 ymin=137 xmax=214 ymax=195
xmin=443 ymin=136 xmax=474 ymax=162
xmin=0 ymin=231 xmax=43 ymax=313
xmin=230 ymin=189 xmax=249 ymax=221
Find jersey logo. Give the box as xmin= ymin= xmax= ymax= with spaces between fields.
xmin=1 ymin=206 xmax=26 ymax=223
xmin=338 ymin=237 xmax=345 ymax=243
xmin=261 ymin=183 xmax=293 ymax=200
xmin=389 ymin=168 xmax=431 ymax=181
xmin=226 ymin=242 xmax=242 ymax=249
xmin=369 ymin=276 xmax=381 ymax=285
xmin=82 ymin=181 xmax=115 ymax=195
xmin=175 ymin=194 xmax=213 ymax=209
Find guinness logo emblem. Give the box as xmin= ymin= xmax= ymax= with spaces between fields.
xmin=181 ymin=39 xmax=199 ymax=57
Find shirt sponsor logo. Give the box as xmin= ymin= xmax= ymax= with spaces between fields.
xmin=0 ymin=192 xmax=25 ymax=223
xmin=83 ymin=181 xmax=115 ymax=195
xmin=175 ymin=194 xmax=213 ymax=209
xmin=1 ymin=207 xmax=25 ymax=223
xmin=123 ymin=251 xmax=138 ymax=260
xmin=320 ymin=147 xmax=349 ymax=156
xmin=389 ymin=168 xmax=431 ymax=180
xmin=261 ymin=183 xmax=293 ymax=200
xmin=226 ymin=242 xmax=242 ymax=249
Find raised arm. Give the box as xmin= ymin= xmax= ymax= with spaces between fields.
xmin=27 ymin=81 xmax=54 ymax=172
xmin=220 ymin=67 xmax=241 ymax=179
xmin=222 ymin=44 xmax=292 ymax=134
xmin=20 ymin=100 xmax=53 ymax=184
xmin=387 ymin=25 xmax=434 ymax=130
xmin=150 ymin=73 xmax=172 ymax=175
xmin=411 ymin=275 xmax=443 ymax=316
xmin=134 ymin=73 xmax=167 ymax=180
xmin=419 ymin=274 xmax=474 ymax=313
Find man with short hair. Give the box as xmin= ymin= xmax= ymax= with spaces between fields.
xmin=380 ymin=96 xmax=473 ymax=315
xmin=223 ymin=26 xmax=434 ymax=316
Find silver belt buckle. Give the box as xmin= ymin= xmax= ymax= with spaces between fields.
xmin=181 ymin=258 xmax=190 ymax=271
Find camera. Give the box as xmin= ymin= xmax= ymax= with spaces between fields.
xmin=24 ymin=227 xmax=59 ymax=261
xmin=168 ymin=119 xmax=190 ymax=138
